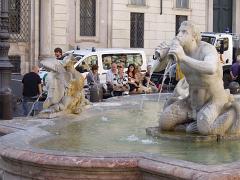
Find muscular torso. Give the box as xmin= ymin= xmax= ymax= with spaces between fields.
xmin=179 ymin=42 xmax=227 ymax=110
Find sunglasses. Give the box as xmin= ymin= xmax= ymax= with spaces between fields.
xmin=118 ymin=66 xmax=123 ymax=68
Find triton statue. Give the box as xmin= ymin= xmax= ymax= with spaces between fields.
xmin=155 ymin=21 xmax=240 ymax=136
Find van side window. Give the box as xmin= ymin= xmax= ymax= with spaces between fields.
xmin=102 ymin=53 xmax=143 ymax=70
xmin=127 ymin=53 xmax=143 ymax=68
xmin=102 ymin=55 xmax=112 ymax=70
xmin=75 ymin=55 xmax=98 ymax=73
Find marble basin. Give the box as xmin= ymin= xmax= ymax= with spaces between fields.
xmin=0 ymin=94 xmax=240 ymax=179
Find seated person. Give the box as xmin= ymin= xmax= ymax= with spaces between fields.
xmin=133 ymin=66 xmax=152 ymax=94
xmin=106 ymin=63 xmax=118 ymax=92
xmin=126 ymin=64 xmax=139 ymax=93
xmin=142 ymin=65 xmax=158 ymax=93
xmin=86 ymin=65 xmax=106 ymax=97
xmin=112 ymin=63 xmax=129 ymax=96
xmin=86 ymin=64 xmax=100 ymax=86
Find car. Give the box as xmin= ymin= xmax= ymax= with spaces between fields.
xmin=71 ymin=48 xmax=147 ymax=83
xmin=41 ymin=48 xmax=148 ymax=85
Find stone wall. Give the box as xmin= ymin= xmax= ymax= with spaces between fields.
xmin=111 ymin=0 xmax=207 ymax=58
xmin=13 ymin=0 xmax=240 ymax=73
xmin=52 ymin=0 xmax=68 ymax=52
xmin=9 ymin=42 xmax=29 ymax=74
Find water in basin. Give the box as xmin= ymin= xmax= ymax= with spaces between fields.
xmin=35 ymin=100 xmax=240 ymax=165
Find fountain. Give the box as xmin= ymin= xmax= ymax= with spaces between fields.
xmin=0 ymin=21 xmax=240 ymax=179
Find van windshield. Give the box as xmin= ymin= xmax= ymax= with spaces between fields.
xmin=102 ymin=53 xmax=143 ymax=70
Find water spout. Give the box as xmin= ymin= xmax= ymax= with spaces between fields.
xmin=157 ymin=53 xmax=177 ymax=102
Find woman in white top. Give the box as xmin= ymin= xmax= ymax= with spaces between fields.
xmin=112 ymin=63 xmax=129 ymax=96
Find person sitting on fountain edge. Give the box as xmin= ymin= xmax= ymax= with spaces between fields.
xmin=142 ymin=65 xmax=158 ymax=93
xmin=157 ymin=21 xmax=240 ymax=136
xmin=112 ymin=63 xmax=129 ymax=96
xmin=106 ymin=62 xmax=118 ymax=93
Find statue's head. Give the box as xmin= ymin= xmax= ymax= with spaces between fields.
xmin=177 ymin=21 xmax=201 ymax=47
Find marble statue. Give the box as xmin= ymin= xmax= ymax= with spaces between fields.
xmin=155 ymin=21 xmax=240 ymax=136
xmin=40 ymin=54 xmax=89 ymax=116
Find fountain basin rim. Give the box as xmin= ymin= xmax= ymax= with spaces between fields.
xmin=0 ymin=130 xmax=239 ymax=175
xmin=0 ymin=143 xmax=231 ymax=173
xmin=1 ymin=93 xmax=240 ymax=179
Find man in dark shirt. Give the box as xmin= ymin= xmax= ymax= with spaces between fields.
xmin=22 ymin=66 xmax=42 ymax=116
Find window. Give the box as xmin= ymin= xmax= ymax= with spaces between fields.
xmin=130 ymin=0 xmax=146 ymax=6
xmin=130 ymin=13 xmax=144 ymax=48
xmin=9 ymin=0 xmax=30 ymax=42
xmin=75 ymin=55 xmax=98 ymax=73
xmin=80 ymin=0 xmax=96 ymax=36
xmin=201 ymin=36 xmax=216 ymax=45
xmin=176 ymin=0 xmax=189 ymax=9
xmin=102 ymin=53 xmax=143 ymax=70
xmin=9 ymin=0 xmax=21 ymax=34
xmin=176 ymin=15 xmax=188 ymax=35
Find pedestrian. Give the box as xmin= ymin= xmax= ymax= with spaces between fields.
xmin=22 ymin=66 xmax=42 ymax=116
xmin=230 ymin=55 xmax=240 ymax=84
xmin=54 ymin=47 xmax=64 ymax=60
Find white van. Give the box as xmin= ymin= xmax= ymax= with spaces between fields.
xmin=65 ymin=48 xmax=148 ymax=83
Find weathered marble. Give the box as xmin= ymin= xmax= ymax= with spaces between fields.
xmin=40 ymin=55 xmax=90 ymax=117
xmin=154 ymin=21 xmax=240 ymax=136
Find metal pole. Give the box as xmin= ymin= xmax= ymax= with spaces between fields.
xmin=0 ymin=0 xmax=13 ymax=120
xmin=160 ymin=0 xmax=162 ymax=15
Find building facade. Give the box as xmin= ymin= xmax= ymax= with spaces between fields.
xmin=7 ymin=0 xmax=240 ymax=74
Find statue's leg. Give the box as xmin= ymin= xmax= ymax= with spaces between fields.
xmin=186 ymin=121 xmax=198 ymax=133
xmin=229 ymin=102 xmax=240 ymax=134
xmin=197 ymin=101 xmax=234 ymax=135
xmin=211 ymin=108 xmax=236 ymax=135
xmin=159 ymin=99 xmax=191 ymax=131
